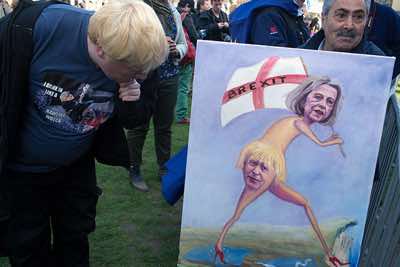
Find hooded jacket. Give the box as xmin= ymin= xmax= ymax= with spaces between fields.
xmin=367 ymin=1 xmax=400 ymax=78
xmin=249 ymin=0 xmax=309 ymax=47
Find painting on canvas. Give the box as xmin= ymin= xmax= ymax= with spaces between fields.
xmin=178 ymin=41 xmax=394 ymax=267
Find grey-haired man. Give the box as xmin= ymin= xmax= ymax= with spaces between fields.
xmin=301 ymin=0 xmax=383 ymax=55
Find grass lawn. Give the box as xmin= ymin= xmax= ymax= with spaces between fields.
xmin=91 ymin=123 xmax=188 ymax=267
xmin=0 ymin=122 xmax=189 ymax=267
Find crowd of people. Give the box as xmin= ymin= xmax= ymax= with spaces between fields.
xmin=0 ymin=0 xmax=399 ymax=266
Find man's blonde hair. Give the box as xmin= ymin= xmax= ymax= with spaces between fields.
xmin=88 ymin=0 xmax=168 ymax=73
xmin=236 ymin=141 xmax=286 ymax=182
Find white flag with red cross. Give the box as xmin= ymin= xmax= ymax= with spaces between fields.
xmin=221 ymin=56 xmax=308 ymax=127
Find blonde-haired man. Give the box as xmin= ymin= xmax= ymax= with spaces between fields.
xmin=2 ymin=1 xmax=168 ymax=266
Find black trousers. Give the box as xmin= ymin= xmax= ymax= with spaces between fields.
xmin=0 ymin=192 xmax=10 ymax=257
xmin=126 ymin=76 xmax=179 ymax=168
xmin=3 ymin=154 xmax=100 ymax=267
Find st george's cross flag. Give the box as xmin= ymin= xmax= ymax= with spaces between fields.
xmin=221 ymin=56 xmax=308 ymax=127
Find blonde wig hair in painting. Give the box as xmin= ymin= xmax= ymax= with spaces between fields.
xmin=236 ymin=141 xmax=286 ymax=183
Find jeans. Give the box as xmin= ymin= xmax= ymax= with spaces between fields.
xmin=176 ymin=64 xmax=193 ymax=120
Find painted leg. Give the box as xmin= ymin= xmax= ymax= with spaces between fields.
xmin=270 ymin=181 xmax=332 ymax=258
xmin=215 ymin=181 xmax=274 ymax=263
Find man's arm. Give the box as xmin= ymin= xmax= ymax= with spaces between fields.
xmin=115 ymin=70 xmax=159 ymax=129
xmin=173 ymin=7 xmax=188 ymax=61
xmin=220 ymin=11 xmax=229 ymax=35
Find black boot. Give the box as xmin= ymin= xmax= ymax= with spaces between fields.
xmin=129 ymin=165 xmax=149 ymax=192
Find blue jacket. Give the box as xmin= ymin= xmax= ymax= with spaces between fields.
xmin=249 ymin=0 xmax=309 ymax=47
xmin=367 ymin=1 xmax=400 ymax=78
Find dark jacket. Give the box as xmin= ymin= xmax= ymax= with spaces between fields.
xmin=249 ymin=0 xmax=309 ymax=47
xmin=367 ymin=1 xmax=400 ymax=78
xmin=300 ymin=30 xmax=385 ymax=56
xmin=193 ymin=10 xmax=202 ymax=30
xmin=179 ymin=9 xmax=200 ymax=46
xmin=198 ymin=8 xmax=229 ymax=42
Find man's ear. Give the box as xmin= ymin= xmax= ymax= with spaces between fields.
xmin=95 ymin=45 xmax=106 ymax=60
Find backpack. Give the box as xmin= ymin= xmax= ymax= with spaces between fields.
xmin=0 ymin=0 xmax=64 ymax=257
xmin=180 ymin=27 xmax=196 ymax=65
xmin=229 ymin=0 xmax=296 ymax=43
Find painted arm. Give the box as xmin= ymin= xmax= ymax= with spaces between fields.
xmin=294 ymin=119 xmax=343 ymax=147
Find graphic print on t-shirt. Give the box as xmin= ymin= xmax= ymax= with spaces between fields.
xmin=35 ymin=72 xmax=114 ymax=133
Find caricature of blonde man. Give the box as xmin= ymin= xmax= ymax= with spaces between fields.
xmin=215 ymin=76 xmax=347 ymax=267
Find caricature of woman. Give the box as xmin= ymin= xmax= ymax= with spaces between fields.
xmin=214 ymin=77 xmax=346 ymax=267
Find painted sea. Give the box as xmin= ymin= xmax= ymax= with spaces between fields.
xmin=178 ymin=218 xmax=358 ymax=266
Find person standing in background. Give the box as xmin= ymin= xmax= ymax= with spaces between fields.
xmin=176 ymin=0 xmax=198 ymax=124
xmin=198 ymin=0 xmax=230 ymax=42
xmin=194 ymin=0 xmax=211 ymax=36
xmin=367 ymin=0 xmax=400 ymax=79
xmin=249 ymin=0 xmax=309 ymax=47
xmin=126 ymin=0 xmax=187 ymax=192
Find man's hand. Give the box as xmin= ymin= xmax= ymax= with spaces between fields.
xmin=118 ymin=79 xmax=141 ymax=102
xmin=167 ymin=36 xmax=180 ymax=58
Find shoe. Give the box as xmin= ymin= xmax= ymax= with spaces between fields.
xmin=214 ymin=245 xmax=225 ymax=264
xmin=328 ymin=256 xmax=349 ymax=267
xmin=95 ymin=186 xmax=103 ymax=197
xmin=176 ymin=118 xmax=190 ymax=124
xmin=129 ymin=165 xmax=149 ymax=192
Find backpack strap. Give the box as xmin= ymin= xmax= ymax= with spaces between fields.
xmin=0 ymin=0 xmax=65 ymax=175
xmin=7 ymin=0 xmax=64 ymax=57
xmin=0 ymin=1 xmax=66 ymax=255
